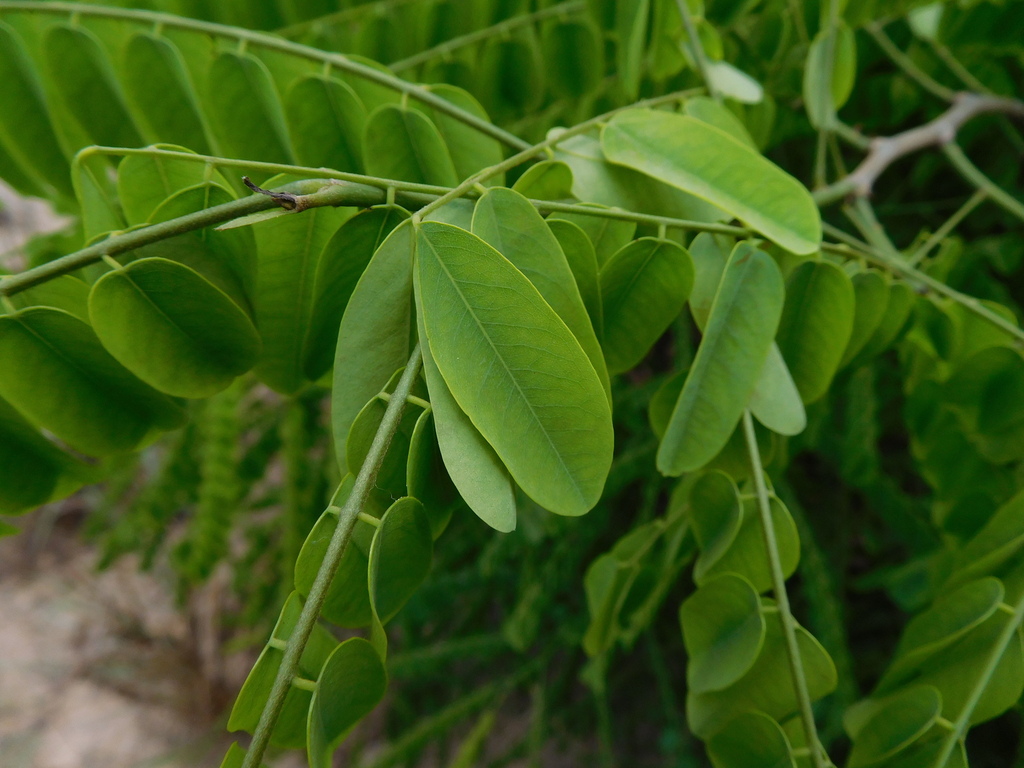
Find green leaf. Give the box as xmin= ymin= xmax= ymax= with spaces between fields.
xmin=205 ymin=51 xmax=293 ymax=166
xmin=852 ymin=279 xmax=914 ymax=364
xmin=116 ymin=145 xmax=213 ymax=226
xmin=687 ymin=470 xmax=743 ymax=579
xmin=286 ymin=74 xmax=366 ymax=173
xmin=697 ymin=495 xmax=800 ymax=594
xmin=706 ymin=711 xmax=796 ymax=768
xmin=0 ymin=21 xmax=70 ymax=196
xmin=616 ymin=0 xmax=650 ymax=99
xmin=416 ymin=222 xmax=613 ymax=516
xmin=307 ymin=638 xmax=387 ymax=768
xmin=549 ymin=205 xmax=637 ymax=267
xmin=601 ymin=109 xmax=821 ymax=255
xmin=73 ymin=151 xmax=125 ymax=242
xmin=471 ymin=187 xmax=610 ymax=400
xmin=332 ymin=221 xmax=415 ymax=468
xmin=658 ymin=243 xmax=784 ymax=475
xmin=363 ymin=104 xmax=459 ymax=187
xmin=840 ymin=269 xmax=890 ymax=368
xmin=43 ymin=24 xmax=142 ymax=149
xmin=599 ymin=237 xmax=694 ymax=374
xmin=680 ymin=573 xmax=766 ymax=693
xmin=803 ymin=22 xmax=857 ymax=128
xmin=848 ymin=687 xmax=943 ymax=766
xmin=687 ymin=611 xmax=837 ymax=738
xmin=0 ymin=307 xmax=185 ymax=457
xmin=8 ymin=275 xmax=89 ymax=322
xmin=705 ymin=61 xmax=764 ymax=104
xmin=303 ymin=205 xmax=408 ymax=381
xmin=543 ymin=19 xmax=604 ymax=98
xmin=477 ymin=37 xmax=543 ymax=120
xmin=553 ymin=132 xmax=726 ymax=225
xmin=228 ymin=592 xmax=339 ymax=748
xmin=88 ymin=258 xmax=261 ymax=398
xmin=512 ymin=160 xmax=574 ymax=201
xmin=415 ymin=301 xmax=517 ymax=533
xmin=122 ymin=33 xmax=210 ymax=154
xmin=0 ymin=397 xmax=89 ymax=515
xmin=253 ymin=202 xmax=350 ymax=394
xmin=649 ymin=368 xmax=689 ymax=439
xmin=747 ymin=346 xmax=807 ymax=436
xmin=548 ymin=218 xmax=602 ymax=336
xmin=684 ymin=95 xmax=757 ymax=149
xmin=776 ymin=259 xmax=855 ymax=404
xmin=880 ymin=578 xmax=1004 ymax=691
xmin=346 ymin=372 xmax=424 ymax=509
xmin=368 ymin=496 xmax=433 ymax=625
xmin=141 ymin=181 xmax=256 ymax=314
xmin=415 ymin=84 xmax=504 ymax=185
xmin=406 ymin=409 xmax=459 ymax=539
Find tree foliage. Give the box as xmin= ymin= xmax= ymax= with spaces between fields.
xmin=1 ymin=0 xmax=1024 ymax=766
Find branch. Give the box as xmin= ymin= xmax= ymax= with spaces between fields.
xmin=0 ymin=1 xmax=531 ymax=152
xmin=813 ymin=92 xmax=1024 ymax=205
xmin=241 ymin=345 xmax=423 ymax=768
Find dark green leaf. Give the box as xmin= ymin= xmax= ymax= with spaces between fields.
xmin=286 ymin=74 xmax=366 ymax=173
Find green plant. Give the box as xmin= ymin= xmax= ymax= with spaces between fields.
xmin=2 ymin=0 xmax=1024 ymax=766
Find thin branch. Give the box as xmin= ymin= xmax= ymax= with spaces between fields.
xmin=274 ymin=0 xmax=423 ymax=39
xmin=941 ymin=143 xmax=1024 ymax=224
xmin=414 ymin=89 xmax=701 ymax=221
xmin=813 ymin=0 xmax=841 ymax=188
xmin=0 ymin=1 xmax=531 ymax=152
xmin=865 ymin=22 xmax=957 ymax=102
xmin=925 ymin=36 xmax=990 ymax=94
xmin=742 ymin=411 xmax=828 ymax=768
xmin=241 ymin=345 xmax=423 ymax=768
xmin=907 ymin=188 xmax=987 ymax=266
xmin=813 ymin=92 xmax=1024 ymax=205
xmin=390 ymin=0 xmax=585 ymax=73
xmin=930 ymin=593 xmax=1024 ymax=768
xmin=675 ymin=0 xmax=718 ymax=101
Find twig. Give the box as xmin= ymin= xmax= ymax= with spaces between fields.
xmin=242 ymin=346 xmax=423 ymax=768
xmin=813 ymin=92 xmax=1024 ymax=204
xmin=907 ymin=188 xmax=986 ymax=265
xmin=675 ymin=0 xmax=717 ymax=101
xmin=865 ymin=22 xmax=957 ymax=102
xmin=389 ymin=0 xmax=585 ymax=73
xmin=941 ymin=143 xmax=1024 ymax=224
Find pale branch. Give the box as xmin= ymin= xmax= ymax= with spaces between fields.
xmin=813 ymin=92 xmax=1024 ymax=205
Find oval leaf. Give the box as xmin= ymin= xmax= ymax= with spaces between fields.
xmin=601 ymin=110 xmax=821 ymax=255
xmin=657 ymin=243 xmax=784 ymax=475
xmin=286 ymin=74 xmax=366 ymax=173
xmin=416 ymin=222 xmax=613 ymax=516
xmin=363 ymin=104 xmax=459 ymax=187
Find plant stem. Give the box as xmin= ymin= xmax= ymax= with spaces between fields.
xmin=415 ymin=89 xmax=700 ymax=220
xmin=675 ymin=0 xmax=718 ymax=101
xmin=390 ymin=0 xmax=586 ymax=72
xmin=241 ymin=345 xmax=423 ymax=768
xmin=813 ymin=92 xmax=1024 ymax=204
xmin=0 ymin=1 xmax=531 ymax=152
xmin=865 ymin=22 xmax=957 ymax=102
xmin=742 ymin=410 xmax=828 ymax=768
xmin=813 ymin=0 xmax=841 ymax=189
xmin=907 ymin=188 xmax=986 ymax=265
xmin=941 ymin=143 xmax=1024 ymax=224
xmin=930 ymin=593 xmax=1024 ymax=768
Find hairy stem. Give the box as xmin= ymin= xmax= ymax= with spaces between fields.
xmin=390 ymin=0 xmax=586 ymax=73
xmin=242 ymin=345 xmax=423 ymax=768
xmin=0 ymin=1 xmax=530 ymax=152
xmin=742 ymin=410 xmax=828 ymax=768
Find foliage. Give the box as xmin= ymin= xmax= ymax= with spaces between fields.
xmin=1 ymin=0 xmax=1024 ymax=767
